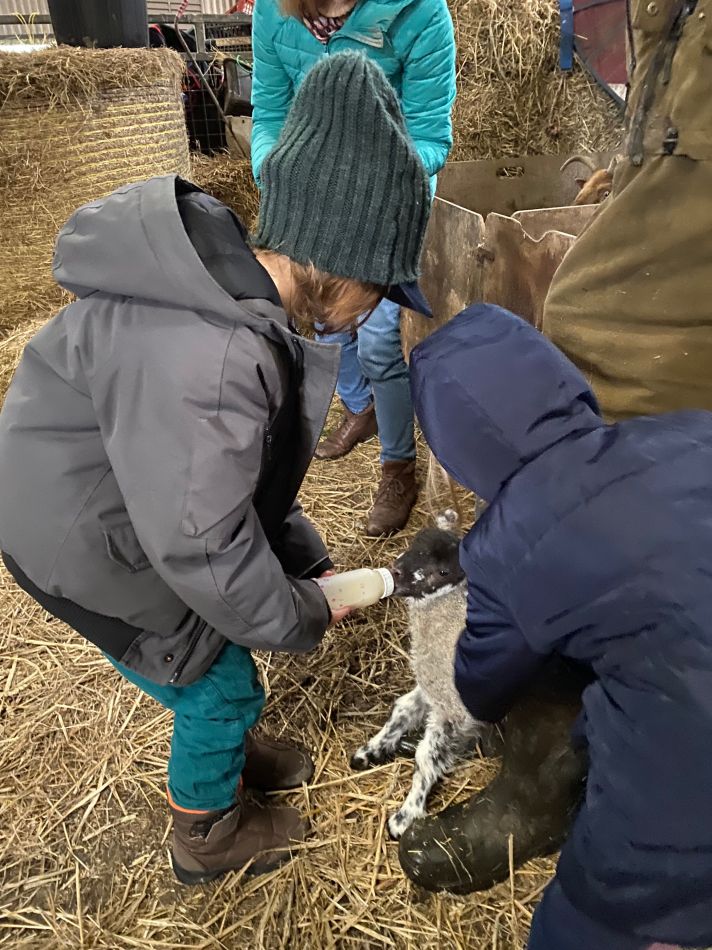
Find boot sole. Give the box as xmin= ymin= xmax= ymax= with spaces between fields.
xmin=365 ymin=491 xmax=418 ymax=537
xmin=365 ymin=515 xmax=413 ymax=538
xmin=399 ymin=834 xmax=566 ymax=896
xmin=314 ymin=431 xmax=378 ymax=461
xmin=398 ymin=811 xmax=573 ymax=895
xmin=171 ymin=848 xmax=296 ymax=886
xmin=365 ymin=524 xmax=405 ymax=538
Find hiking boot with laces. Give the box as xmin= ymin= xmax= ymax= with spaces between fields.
xmin=315 ymin=404 xmax=377 ymax=460
xmin=366 ymin=460 xmax=418 ymax=536
xmin=170 ymin=795 xmax=307 ymax=886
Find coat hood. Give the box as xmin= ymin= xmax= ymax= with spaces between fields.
xmin=410 ymin=305 xmax=603 ymax=502
xmin=52 ymin=175 xmax=281 ymax=319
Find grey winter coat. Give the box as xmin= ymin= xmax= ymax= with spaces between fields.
xmin=0 ymin=175 xmax=340 ymax=685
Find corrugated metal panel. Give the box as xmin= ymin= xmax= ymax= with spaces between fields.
xmin=201 ymin=0 xmax=232 ymax=13
xmin=0 ymin=0 xmax=49 ymax=14
xmin=0 ymin=0 xmax=49 ymax=39
xmin=0 ymin=1 xmax=247 ymax=40
xmin=0 ymin=0 xmax=204 ymax=15
xmin=146 ymin=0 xmax=202 ymax=16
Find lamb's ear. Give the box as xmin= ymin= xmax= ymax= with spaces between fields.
xmin=435 ymin=509 xmax=459 ymax=531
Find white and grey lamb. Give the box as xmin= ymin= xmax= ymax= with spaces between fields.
xmin=351 ymin=511 xmax=486 ymax=839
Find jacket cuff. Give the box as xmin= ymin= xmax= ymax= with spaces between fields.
xmin=288 ymin=576 xmax=330 ymax=650
xmin=301 ymin=556 xmax=333 ymax=580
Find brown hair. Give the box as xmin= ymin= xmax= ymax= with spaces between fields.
xmin=280 ymin=0 xmax=322 ymax=18
xmin=291 ymin=260 xmax=384 ymax=335
xmin=280 ymin=0 xmax=356 ymax=18
xmin=258 ymin=251 xmax=384 ymax=336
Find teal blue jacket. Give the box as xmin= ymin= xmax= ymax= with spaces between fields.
xmin=250 ymin=0 xmax=456 ymax=187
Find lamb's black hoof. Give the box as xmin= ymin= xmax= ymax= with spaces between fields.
xmin=350 ymin=749 xmax=375 ymax=771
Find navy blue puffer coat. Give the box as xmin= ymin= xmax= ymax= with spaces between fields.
xmin=410 ymin=304 xmax=712 ymax=947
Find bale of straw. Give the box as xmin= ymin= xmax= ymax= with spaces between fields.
xmin=0 ymin=47 xmax=191 ymax=336
xmin=448 ymin=0 xmax=625 ymax=160
xmin=190 ymin=152 xmax=260 ymax=231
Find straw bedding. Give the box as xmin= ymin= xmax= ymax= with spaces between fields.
xmin=0 ymin=47 xmax=190 ymax=338
xmin=449 ymin=0 xmax=624 ymax=160
xmin=0 ymin=394 xmax=555 ymax=949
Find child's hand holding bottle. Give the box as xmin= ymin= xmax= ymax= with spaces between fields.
xmin=316 ymin=567 xmax=394 ymax=624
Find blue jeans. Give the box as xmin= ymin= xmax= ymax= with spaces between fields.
xmin=106 ymin=643 xmax=265 ymax=812
xmin=317 ymin=297 xmax=415 ymax=463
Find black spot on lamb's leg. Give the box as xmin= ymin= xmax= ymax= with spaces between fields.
xmin=350 ymin=688 xmax=428 ymax=771
xmin=388 ymin=714 xmax=457 ymax=839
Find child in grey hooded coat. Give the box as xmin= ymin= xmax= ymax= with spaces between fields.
xmin=0 ymin=53 xmax=432 ymax=885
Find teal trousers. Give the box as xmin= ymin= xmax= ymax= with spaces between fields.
xmin=107 ymin=643 xmax=265 ymax=811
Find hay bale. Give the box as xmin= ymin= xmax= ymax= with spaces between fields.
xmin=190 ymin=153 xmax=260 ymax=231
xmin=448 ymin=0 xmax=624 ymax=160
xmin=0 ymin=47 xmax=191 ymax=336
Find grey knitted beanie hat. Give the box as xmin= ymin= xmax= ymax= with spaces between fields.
xmin=253 ymin=52 xmax=431 ymax=289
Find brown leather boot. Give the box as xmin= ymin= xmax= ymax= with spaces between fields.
xmin=170 ymin=797 xmax=307 ymax=885
xmin=242 ymin=733 xmax=315 ymax=791
xmin=315 ymin=403 xmax=377 ymax=460
xmin=366 ymin=460 xmax=418 ymax=537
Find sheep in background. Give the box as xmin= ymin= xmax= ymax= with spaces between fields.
xmin=351 ymin=510 xmax=486 ymax=839
xmin=561 ymin=154 xmax=619 ymax=206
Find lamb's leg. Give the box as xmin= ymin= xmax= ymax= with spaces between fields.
xmin=387 ymin=714 xmax=462 ymax=840
xmin=351 ymin=687 xmax=429 ymax=771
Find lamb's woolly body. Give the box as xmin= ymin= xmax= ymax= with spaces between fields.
xmin=408 ymin=582 xmax=472 ymax=729
xmin=351 ymin=519 xmax=486 ymax=837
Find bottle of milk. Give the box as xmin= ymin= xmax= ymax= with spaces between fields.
xmin=315 ymin=568 xmax=394 ymax=611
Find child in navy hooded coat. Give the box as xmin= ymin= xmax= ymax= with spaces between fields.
xmin=407 ymin=304 xmax=712 ymax=950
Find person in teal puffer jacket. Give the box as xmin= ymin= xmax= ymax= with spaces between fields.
xmin=251 ymin=0 xmax=456 ymax=537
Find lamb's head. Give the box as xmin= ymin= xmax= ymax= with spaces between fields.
xmin=391 ymin=510 xmax=465 ymax=601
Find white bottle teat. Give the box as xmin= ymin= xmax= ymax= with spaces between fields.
xmin=374 ymin=567 xmax=395 ymax=598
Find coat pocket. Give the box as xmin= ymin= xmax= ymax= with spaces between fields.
xmin=101 ymin=515 xmax=151 ymax=574
xmin=181 ymin=415 xmax=265 ymax=541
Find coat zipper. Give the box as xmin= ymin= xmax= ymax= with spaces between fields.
xmin=326 ymin=5 xmax=389 ymax=51
xmin=328 ymin=27 xmax=384 ymax=49
xmin=169 ymin=623 xmax=204 ymax=684
xmin=256 ymin=364 xmax=274 ymax=466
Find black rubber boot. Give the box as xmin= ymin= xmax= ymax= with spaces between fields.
xmin=398 ymin=660 xmax=590 ymax=894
